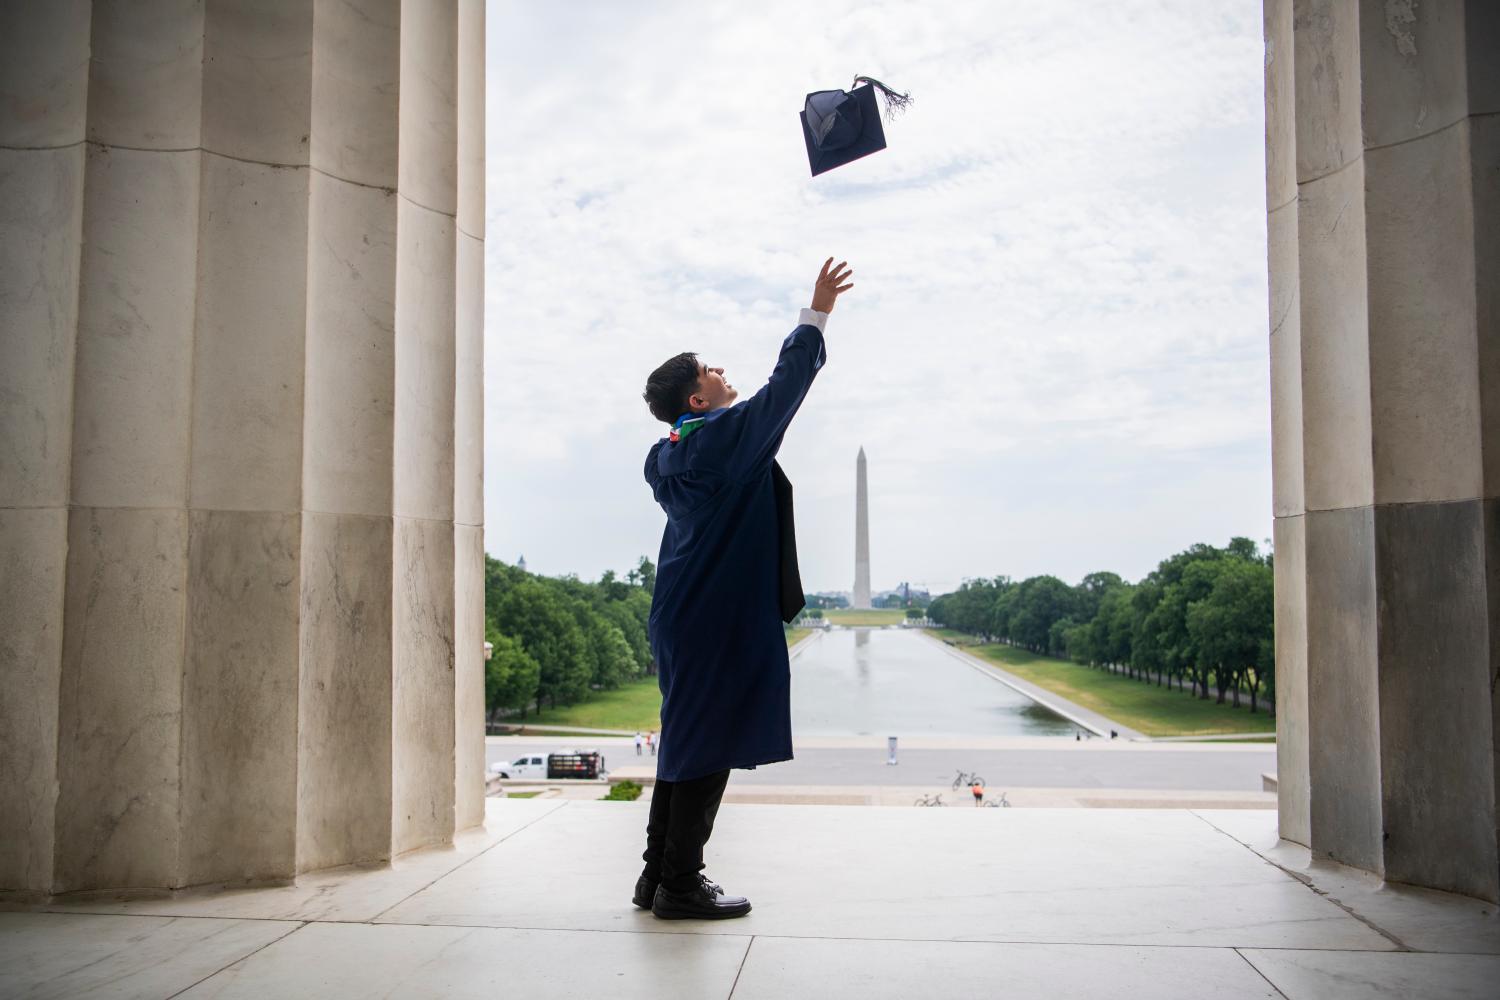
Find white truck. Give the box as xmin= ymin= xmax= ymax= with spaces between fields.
xmin=490 ymin=750 xmax=605 ymax=780
xmin=492 ymin=753 xmax=549 ymax=780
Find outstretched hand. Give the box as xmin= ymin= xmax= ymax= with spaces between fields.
xmin=811 ymin=257 xmax=854 ymax=313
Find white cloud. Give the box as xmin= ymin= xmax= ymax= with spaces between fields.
xmin=484 ymin=0 xmax=1271 ymax=591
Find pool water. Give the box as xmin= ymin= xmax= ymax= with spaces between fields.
xmin=790 ymin=628 xmax=1076 ymax=738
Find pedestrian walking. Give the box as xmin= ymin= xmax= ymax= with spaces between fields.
xmin=971 ymin=780 xmax=984 ymax=807
xmin=633 ymin=257 xmax=852 ymax=920
xmin=647 ymin=731 xmax=656 ymax=756
xmin=634 ymin=731 xmax=644 ymax=757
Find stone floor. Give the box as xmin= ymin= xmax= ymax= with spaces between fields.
xmin=2 ymin=800 xmax=1496 ymax=998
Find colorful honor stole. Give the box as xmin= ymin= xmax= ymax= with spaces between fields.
xmin=669 ymin=412 xmax=707 ymax=443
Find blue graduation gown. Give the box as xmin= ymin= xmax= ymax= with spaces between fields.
xmin=645 ymin=322 xmax=827 ymax=781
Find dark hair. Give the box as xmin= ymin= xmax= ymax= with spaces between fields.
xmin=642 ymin=352 xmax=701 ymax=424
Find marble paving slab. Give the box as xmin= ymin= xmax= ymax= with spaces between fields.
xmin=1240 ymin=948 xmax=1500 ymax=999
xmin=175 ymin=920 xmax=750 ymax=999
xmin=0 ymin=911 xmax=299 ymax=1000
xmin=25 ymin=798 xmax=566 ymax=924
xmin=377 ymin=802 xmax=1391 ymax=950
xmin=1194 ymin=810 xmax=1500 ymax=955
xmin=732 ymin=936 xmax=1280 ymax=1000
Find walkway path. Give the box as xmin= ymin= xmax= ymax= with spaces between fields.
xmin=490 ymin=722 xmax=639 ymax=737
xmin=4 ymin=800 xmax=1494 ymax=998
xmin=488 ymin=734 xmax=1278 ymax=805
xmin=604 ymin=744 xmax=1273 ymax=791
xmin=1152 ymin=732 xmax=1278 ymax=742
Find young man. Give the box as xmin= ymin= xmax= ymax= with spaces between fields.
xmin=635 ymin=258 xmax=854 ymax=920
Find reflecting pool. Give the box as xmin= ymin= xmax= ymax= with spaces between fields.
xmin=790 ymin=628 xmax=1076 ymax=737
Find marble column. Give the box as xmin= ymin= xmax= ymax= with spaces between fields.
xmin=0 ymin=0 xmax=90 ymax=898
xmin=0 ymin=0 xmax=486 ymax=898
xmin=453 ymin=0 xmax=488 ymax=834
xmin=1467 ymin=2 xmax=1500 ymax=884
xmin=1264 ymin=0 xmax=1497 ymax=902
xmin=1262 ymin=0 xmax=1309 ymax=847
xmin=298 ymin=0 xmax=400 ymax=875
xmin=390 ymin=0 xmax=459 ymax=856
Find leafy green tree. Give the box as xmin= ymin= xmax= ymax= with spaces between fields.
xmin=547 ymin=586 xmax=601 ymax=689
xmin=1008 ymin=576 xmax=1076 ymax=652
xmin=1225 ymin=536 xmax=1262 ymax=563
xmin=1044 ymin=614 xmax=1080 ymax=659
xmin=484 ymin=556 xmax=528 ymax=624
xmin=586 ymin=617 xmax=637 ymax=689
xmin=492 ymin=579 xmax=590 ymax=708
xmin=927 ymin=594 xmax=948 ymax=625
xmin=596 ymin=568 xmax=631 ymax=602
xmin=1187 ymin=557 xmax=1274 ymax=710
xmin=925 ymin=536 xmax=1277 ymax=713
xmin=1062 ymin=619 xmax=1096 ymax=663
xmin=1075 ymin=571 xmax=1124 ymax=622
xmin=1047 ymin=615 xmax=1076 ymax=658
xmin=598 ymin=599 xmax=650 ymax=675
xmin=1151 ymin=559 xmax=1227 ymax=698
xmin=1097 ymin=583 xmax=1138 ymax=674
xmin=989 ymin=583 xmax=1017 ymax=642
xmin=484 ymin=628 xmax=540 ymax=719
xmin=929 ymin=577 xmax=1008 ymax=637
xmin=1129 ymin=580 xmax=1165 ymax=682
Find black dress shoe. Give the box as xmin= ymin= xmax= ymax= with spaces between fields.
xmin=651 ymin=880 xmax=750 ymax=920
xmin=633 ymin=873 xmax=723 ymax=909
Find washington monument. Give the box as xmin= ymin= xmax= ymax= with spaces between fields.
xmin=853 ymin=446 xmax=871 ymax=609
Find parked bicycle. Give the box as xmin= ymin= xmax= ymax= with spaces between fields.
xmin=951 ymin=769 xmax=986 ymax=791
xmin=914 ymin=792 xmax=946 ymax=807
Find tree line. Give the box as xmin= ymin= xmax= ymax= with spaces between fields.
xmin=926 ymin=537 xmax=1275 ymax=713
xmin=483 ymin=555 xmax=657 ymax=722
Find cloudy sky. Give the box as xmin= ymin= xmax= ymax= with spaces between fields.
xmin=483 ymin=0 xmax=1270 ymax=595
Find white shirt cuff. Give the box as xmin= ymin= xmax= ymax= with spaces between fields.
xmin=798 ymin=307 xmax=828 ymax=332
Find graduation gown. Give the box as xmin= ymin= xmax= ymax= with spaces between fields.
xmin=645 ymin=320 xmax=827 ymax=781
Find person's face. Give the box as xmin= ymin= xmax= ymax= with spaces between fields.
xmin=688 ymin=361 xmax=737 ymax=412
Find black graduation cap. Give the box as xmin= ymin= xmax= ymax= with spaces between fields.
xmin=800 ymin=76 xmax=913 ymax=177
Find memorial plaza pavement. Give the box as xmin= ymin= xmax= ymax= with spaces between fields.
xmin=3 ymin=797 xmax=1497 ymax=998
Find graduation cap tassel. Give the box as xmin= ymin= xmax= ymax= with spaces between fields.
xmin=852 ymin=76 xmax=914 ymax=120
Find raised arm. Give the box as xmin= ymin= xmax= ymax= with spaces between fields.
xmin=723 ymin=259 xmax=854 ymax=479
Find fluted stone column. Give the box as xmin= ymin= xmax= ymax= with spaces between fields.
xmin=1263 ymin=0 xmax=1309 ymax=847
xmin=298 ymin=0 xmax=401 ymax=874
xmin=1469 ymin=4 xmax=1500 ymax=873
xmin=1264 ymin=0 xmax=1498 ymax=902
xmin=453 ymin=0 xmax=488 ymax=834
xmin=0 ymin=0 xmax=485 ymax=898
xmin=0 ymin=0 xmax=90 ymax=898
xmin=390 ymin=0 xmax=459 ymax=856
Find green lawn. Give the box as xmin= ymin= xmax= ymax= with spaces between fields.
xmin=528 ymin=675 xmax=662 ymax=732
xmin=822 ymin=608 xmax=908 ymax=626
xmin=518 ymin=628 xmax=811 ymax=732
xmin=932 ymin=629 xmax=1276 ymax=739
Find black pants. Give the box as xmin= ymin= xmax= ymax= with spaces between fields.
xmin=641 ymin=768 xmax=730 ymax=893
